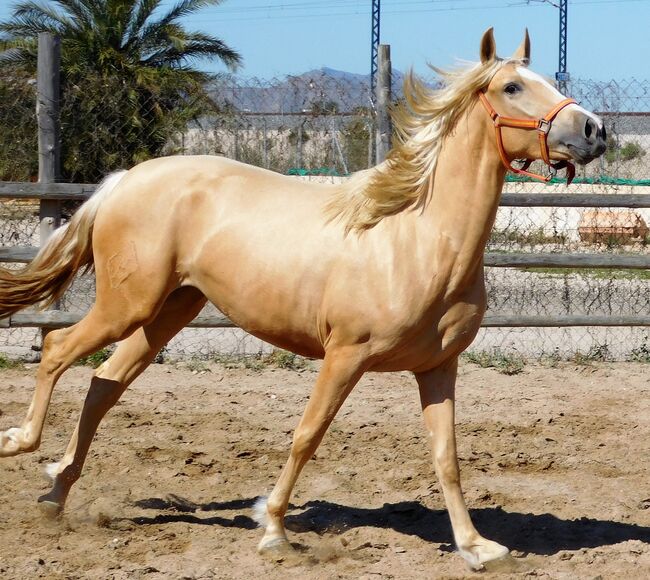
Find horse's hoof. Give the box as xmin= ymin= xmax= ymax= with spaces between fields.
xmin=482 ymin=552 xmax=521 ymax=574
xmin=0 ymin=428 xmax=24 ymax=457
xmin=460 ymin=539 xmax=510 ymax=571
xmin=258 ymin=537 xmax=297 ymax=563
xmin=37 ymin=498 xmax=63 ymax=520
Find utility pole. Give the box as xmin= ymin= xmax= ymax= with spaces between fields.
xmin=556 ymin=0 xmax=569 ymax=93
xmin=370 ymin=0 xmax=381 ymax=103
xmin=376 ymin=44 xmax=392 ymax=162
xmin=526 ymin=0 xmax=569 ymax=93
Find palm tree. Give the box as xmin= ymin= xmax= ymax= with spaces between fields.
xmin=0 ymin=0 xmax=241 ymax=182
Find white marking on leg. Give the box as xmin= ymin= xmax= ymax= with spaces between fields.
xmin=4 ymin=427 xmax=22 ymax=439
xmin=44 ymin=461 xmax=61 ymax=482
xmin=1 ymin=427 xmax=23 ymax=446
xmin=252 ymin=496 xmax=268 ymax=528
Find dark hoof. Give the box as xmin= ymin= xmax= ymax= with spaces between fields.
xmin=37 ymin=497 xmax=63 ymax=520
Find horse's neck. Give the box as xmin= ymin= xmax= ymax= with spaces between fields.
xmin=405 ymin=104 xmax=506 ymax=293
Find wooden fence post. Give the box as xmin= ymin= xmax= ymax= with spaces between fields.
xmin=37 ymin=32 xmax=62 ymax=344
xmin=375 ymin=44 xmax=392 ymax=163
xmin=37 ymin=32 xmax=62 ymax=243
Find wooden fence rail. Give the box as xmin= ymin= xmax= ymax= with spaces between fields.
xmin=3 ymin=183 xmax=650 ymax=206
xmin=0 ymin=181 xmax=649 ymax=329
xmin=3 ymin=311 xmax=650 ymax=330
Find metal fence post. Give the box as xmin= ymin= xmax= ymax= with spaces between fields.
xmin=297 ymin=124 xmax=303 ymax=168
xmin=375 ymin=44 xmax=392 ymax=163
xmin=263 ymin=117 xmax=269 ymax=168
xmin=37 ymin=32 xmax=62 ymax=244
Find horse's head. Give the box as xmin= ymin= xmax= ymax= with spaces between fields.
xmin=478 ymin=28 xmax=606 ymax=182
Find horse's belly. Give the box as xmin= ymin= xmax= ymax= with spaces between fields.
xmin=198 ymin=279 xmax=326 ymax=358
xmin=189 ymin=229 xmax=329 ymax=358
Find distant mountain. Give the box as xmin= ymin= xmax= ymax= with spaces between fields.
xmin=207 ymin=67 xmax=408 ymax=114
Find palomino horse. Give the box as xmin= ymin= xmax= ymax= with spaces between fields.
xmin=0 ymin=29 xmax=605 ymax=569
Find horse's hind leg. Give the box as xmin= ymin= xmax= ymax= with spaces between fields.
xmin=38 ymin=286 xmax=206 ymax=516
xmin=415 ymin=359 xmax=509 ymax=570
xmin=0 ymin=309 xmax=139 ymax=456
xmin=257 ymin=345 xmax=367 ymax=555
xmin=0 ymin=248 xmax=175 ymax=457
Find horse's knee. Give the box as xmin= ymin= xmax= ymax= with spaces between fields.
xmin=291 ymin=423 xmax=323 ymax=457
xmin=39 ymin=328 xmax=71 ymax=371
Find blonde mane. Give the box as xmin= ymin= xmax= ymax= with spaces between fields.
xmin=327 ymin=58 xmax=520 ymax=233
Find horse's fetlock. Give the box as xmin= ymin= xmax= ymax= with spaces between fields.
xmin=265 ymin=497 xmax=285 ymax=519
xmin=24 ymin=434 xmax=41 ymax=452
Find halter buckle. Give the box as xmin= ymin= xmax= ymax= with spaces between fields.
xmin=537 ymin=118 xmax=551 ymax=134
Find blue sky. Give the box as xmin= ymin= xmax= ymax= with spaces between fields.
xmin=0 ymin=0 xmax=649 ymax=81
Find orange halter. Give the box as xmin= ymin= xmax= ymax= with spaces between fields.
xmin=477 ymin=90 xmax=577 ymax=185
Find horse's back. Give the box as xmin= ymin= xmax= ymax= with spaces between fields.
xmin=94 ymin=155 xmax=336 ymax=249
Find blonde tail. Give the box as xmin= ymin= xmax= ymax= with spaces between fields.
xmin=0 ymin=171 xmax=127 ymax=318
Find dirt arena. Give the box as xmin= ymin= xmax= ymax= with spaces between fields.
xmin=0 ymin=359 xmax=649 ymax=579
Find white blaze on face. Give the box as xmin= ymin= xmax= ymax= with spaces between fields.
xmin=516 ymin=66 xmax=603 ymax=129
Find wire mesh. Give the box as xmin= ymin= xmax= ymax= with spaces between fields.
xmin=0 ymin=70 xmax=38 ymax=181
xmin=0 ymin=73 xmax=648 ymax=361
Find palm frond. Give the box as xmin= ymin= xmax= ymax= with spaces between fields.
xmin=144 ymin=35 xmax=241 ymax=71
xmin=0 ymin=16 xmax=62 ymax=38
xmin=157 ymin=0 xmax=224 ymax=27
xmin=11 ymin=1 xmax=75 ymax=32
xmin=139 ymin=22 xmax=241 ymax=71
xmin=0 ymin=46 xmax=37 ymax=69
xmin=47 ymin=0 xmax=95 ymax=30
xmin=125 ymin=0 xmax=161 ymax=46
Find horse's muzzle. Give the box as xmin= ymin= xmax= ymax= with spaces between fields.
xmin=565 ymin=114 xmax=607 ymax=164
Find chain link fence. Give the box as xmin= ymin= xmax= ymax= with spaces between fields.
xmin=0 ymin=70 xmax=648 ymax=361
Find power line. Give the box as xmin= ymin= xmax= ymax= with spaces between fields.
xmin=185 ymin=3 xmax=524 ymax=23
xmin=181 ymin=0 xmax=650 ymax=24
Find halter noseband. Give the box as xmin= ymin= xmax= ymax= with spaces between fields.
xmin=477 ymin=90 xmax=577 ymax=185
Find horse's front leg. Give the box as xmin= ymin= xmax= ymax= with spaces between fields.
xmin=256 ymin=344 xmax=367 ymax=556
xmin=415 ymin=358 xmax=509 ymax=570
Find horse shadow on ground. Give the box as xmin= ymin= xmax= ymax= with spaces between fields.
xmin=126 ymin=496 xmax=650 ymax=556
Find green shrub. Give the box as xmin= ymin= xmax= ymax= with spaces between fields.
xmin=572 ymin=344 xmax=611 ymax=365
xmin=628 ymin=335 xmax=650 ymax=363
xmin=463 ymin=349 xmax=525 ymax=375
xmin=75 ymin=348 xmax=112 ymax=368
xmin=0 ymin=353 xmax=24 ymax=370
xmin=605 ymin=138 xmax=645 ymax=163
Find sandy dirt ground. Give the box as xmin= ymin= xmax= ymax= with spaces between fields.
xmin=0 ymin=360 xmax=649 ymax=579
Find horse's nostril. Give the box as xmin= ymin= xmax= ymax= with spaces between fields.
xmin=585 ymin=118 xmax=593 ymax=139
xmin=599 ymin=124 xmax=607 ymax=142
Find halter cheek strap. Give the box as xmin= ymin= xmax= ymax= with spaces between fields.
xmin=477 ymin=91 xmax=578 ymax=185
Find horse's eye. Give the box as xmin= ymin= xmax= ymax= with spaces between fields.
xmin=504 ymin=83 xmax=521 ymax=95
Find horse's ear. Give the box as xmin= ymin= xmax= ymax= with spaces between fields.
xmin=480 ymin=28 xmax=497 ymax=64
xmin=513 ymin=28 xmax=531 ymax=63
